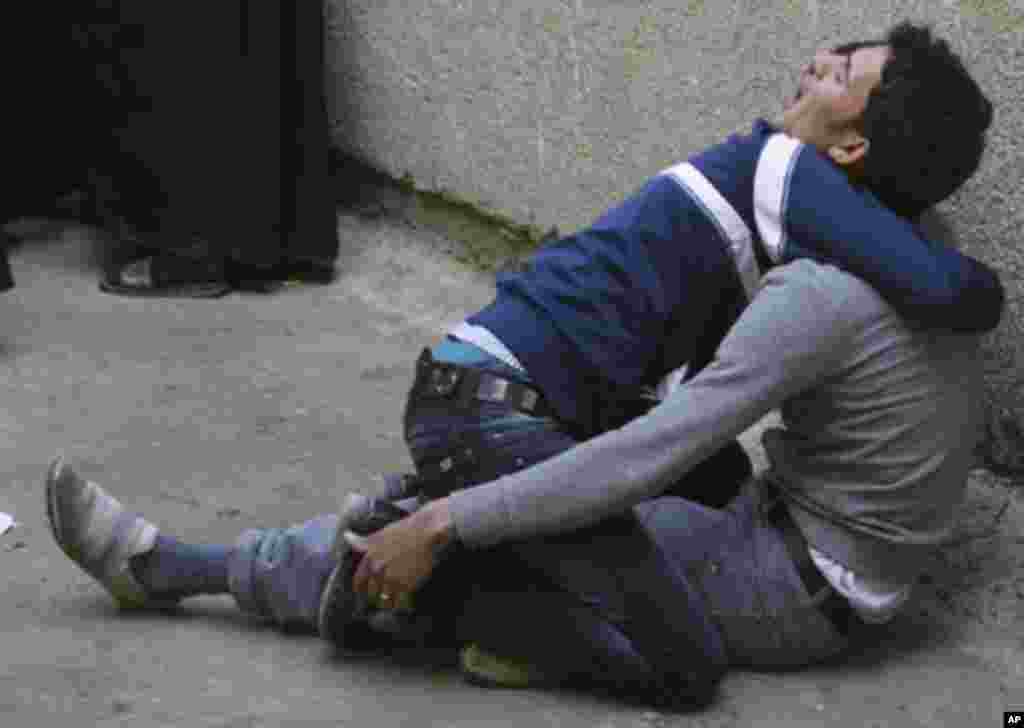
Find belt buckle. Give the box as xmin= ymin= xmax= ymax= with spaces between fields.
xmin=476 ymin=374 xmax=509 ymax=403
xmin=429 ymin=365 xmax=461 ymax=396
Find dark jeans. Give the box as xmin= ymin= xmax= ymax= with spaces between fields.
xmin=434 ymin=517 xmax=729 ymax=707
xmin=402 ymin=340 xmax=753 ymax=508
xmin=395 ymin=341 xmax=755 ymax=705
xmin=401 ymin=341 xmax=846 ymax=682
xmin=227 ymin=341 xmax=847 ymax=707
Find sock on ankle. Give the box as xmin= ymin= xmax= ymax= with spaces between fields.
xmin=129 ymin=534 xmax=231 ymax=600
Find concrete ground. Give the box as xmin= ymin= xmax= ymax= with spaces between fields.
xmin=1 ymin=213 xmax=1021 ymax=727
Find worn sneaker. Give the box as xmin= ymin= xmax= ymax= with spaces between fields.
xmin=318 ymin=496 xmax=384 ymax=654
xmin=460 ymin=643 xmax=552 ymax=689
xmin=44 ymin=456 xmax=174 ymax=609
xmin=318 ymin=491 xmax=420 ymax=653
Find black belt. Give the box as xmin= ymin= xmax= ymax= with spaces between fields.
xmin=408 ymin=348 xmax=560 ymax=498
xmin=411 ymin=348 xmax=557 ymax=420
xmin=760 ymin=495 xmax=859 ymax=638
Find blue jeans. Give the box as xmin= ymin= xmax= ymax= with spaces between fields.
xmin=636 ymin=485 xmax=849 ymax=669
xmin=226 ymin=340 xmax=847 ymax=703
xmin=224 ymin=511 xmax=729 ymax=706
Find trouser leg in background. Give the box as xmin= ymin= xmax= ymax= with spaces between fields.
xmin=238 ymin=0 xmax=338 ymax=272
xmin=107 ymin=0 xmax=338 ymax=273
xmin=281 ymin=0 xmax=339 ymax=269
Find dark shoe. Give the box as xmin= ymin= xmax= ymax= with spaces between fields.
xmin=317 ymin=493 xmax=410 ymax=653
xmin=460 ymin=643 xmax=553 ymax=689
xmin=317 ymin=544 xmax=427 ymax=657
xmin=100 ymin=253 xmax=230 ymax=298
xmin=279 ymin=259 xmax=337 ymax=285
xmin=317 ymin=533 xmax=381 ymax=653
xmin=225 ymin=259 xmax=337 ymax=292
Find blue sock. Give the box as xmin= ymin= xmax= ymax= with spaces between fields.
xmin=130 ymin=534 xmax=231 ymax=600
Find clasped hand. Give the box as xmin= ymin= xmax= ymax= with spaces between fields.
xmin=347 ymin=498 xmax=453 ymax=611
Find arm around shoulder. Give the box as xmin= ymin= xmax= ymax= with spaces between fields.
xmin=755 ymin=137 xmax=1005 ymax=332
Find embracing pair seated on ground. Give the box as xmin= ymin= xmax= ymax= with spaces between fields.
xmin=43 ymin=21 xmax=1002 ymax=710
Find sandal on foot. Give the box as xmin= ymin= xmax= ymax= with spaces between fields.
xmin=100 ymin=253 xmax=230 ymax=298
xmin=44 ymin=456 xmax=175 ymax=609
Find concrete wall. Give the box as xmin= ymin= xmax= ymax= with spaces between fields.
xmin=325 ymin=0 xmax=1024 ymax=456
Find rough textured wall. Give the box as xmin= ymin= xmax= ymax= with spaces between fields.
xmin=325 ymin=0 xmax=1024 ymax=448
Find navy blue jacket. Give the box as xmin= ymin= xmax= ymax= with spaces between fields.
xmin=469 ymin=120 xmax=1003 ymax=436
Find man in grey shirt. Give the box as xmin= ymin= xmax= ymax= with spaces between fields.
xmin=341 ymin=253 xmax=986 ymax=659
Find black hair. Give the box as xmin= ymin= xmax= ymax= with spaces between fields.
xmin=832 ymin=41 xmax=883 ymax=56
xmin=854 ymin=22 xmax=993 ymax=219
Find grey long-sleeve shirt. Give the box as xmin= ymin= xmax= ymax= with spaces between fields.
xmin=447 ymin=259 xmax=984 ymax=584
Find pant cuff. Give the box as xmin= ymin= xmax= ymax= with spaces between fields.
xmin=227 ymin=528 xmax=269 ymax=617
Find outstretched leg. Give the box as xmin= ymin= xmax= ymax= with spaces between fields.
xmin=44 ymin=456 xmax=336 ymax=630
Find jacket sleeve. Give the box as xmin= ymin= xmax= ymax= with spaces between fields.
xmin=446 ymin=261 xmax=856 ymax=549
xmin=753 ymin=134 xmax=1004 ymax=333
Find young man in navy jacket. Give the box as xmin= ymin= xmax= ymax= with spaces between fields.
xmin=44 ymin=22 xmax=1002 ymax=709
